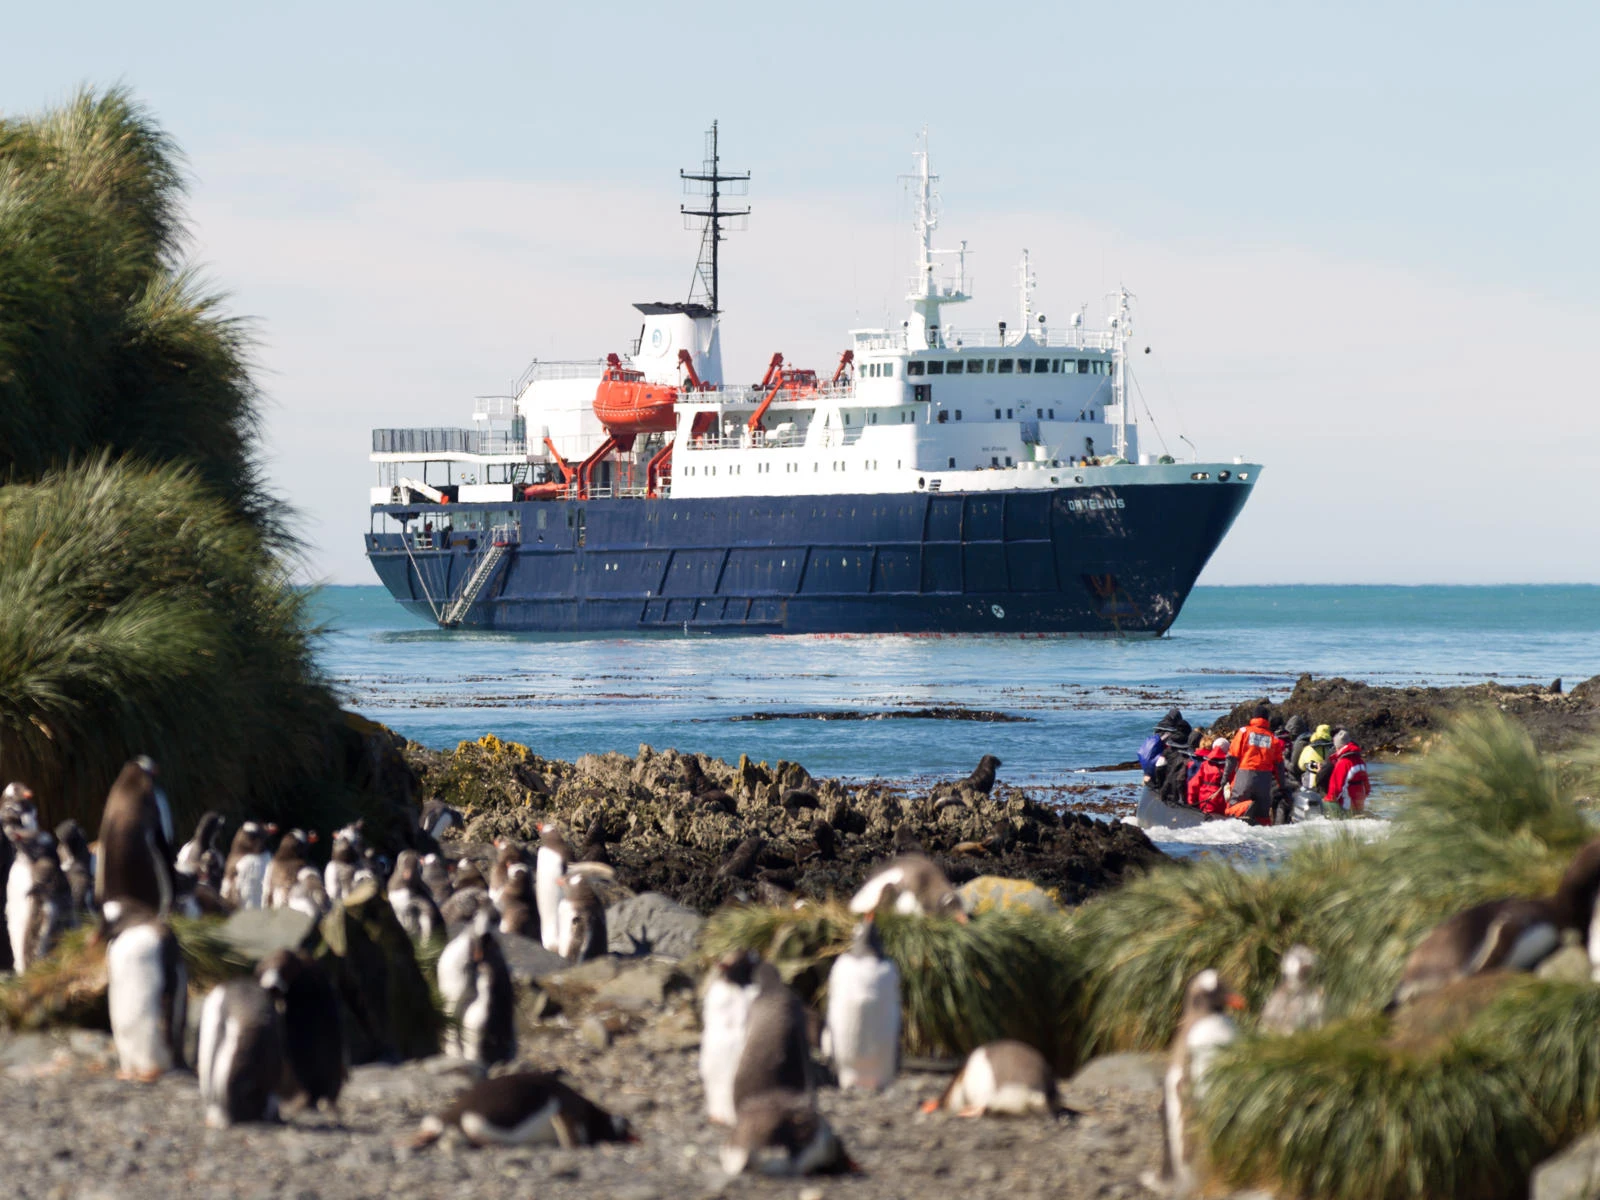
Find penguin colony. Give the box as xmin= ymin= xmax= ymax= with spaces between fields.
xmin=9 ymin=752 xmax=1600 ymax=1187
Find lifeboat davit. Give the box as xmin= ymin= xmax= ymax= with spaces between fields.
xmin=593 ymin=353 xmax=677 ymax=434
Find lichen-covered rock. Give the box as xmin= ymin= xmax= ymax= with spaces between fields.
xmin=957 ymin=876 xmax=1061 ymax=916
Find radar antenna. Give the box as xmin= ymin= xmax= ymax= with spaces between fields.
xmin=681 ymin=122 xmax=749 ymax=315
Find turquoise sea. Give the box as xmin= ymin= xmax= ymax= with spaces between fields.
xmin=314 ymin=585 xmax=1600 ymax=790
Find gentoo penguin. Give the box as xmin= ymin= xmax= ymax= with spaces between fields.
xmin=197 ymin=977 xmax=285 ymax=1128
xmin=19 ymin=853 xmax=69 ymax=970
xmin=849 ymin=853 xmax=968 ymax=921
xmin=421 ymin=852 xmax=453 ymax=908
xmin=824 ymin=914 xmax=901 ymax=1090
xmin=287 ymin=866 xmax=329 ymax=921
xmin=732 ymin=961 xmax=814 ymax=1114
xmin=489 ymin=838 xmax=530 ymax=907
xmin=54 ymin=819 xmax=96 ymax=918
xmin=1259 ymin=944 xmax=1327 ymax=1035
xmin=497 ymin=862 xmax=538 ymax=937
xmin=388 ymin=849 xmax=445 ymax=943
xmin=265 ymin=829 xmax=316 ymax=909
xmin=555 ymin=872 xmax=607 ymax=963
xmin=100 ymin=898 xmax=186 ymax=1080
xmin=0 ymin=782 xmax=34 ymax=971
xmin=1391 ymin=838 xmax=1600 ymax=1009
xmin=257 ymin=948 xmax=346 ymax=1110
xmin=419 ymin=798 xmax=462 ymax=843
xmin=94 ymin=757 xmax=177 ymax=914
xmin=701 ymin=949 xmax=761 ymax=1125
xmin=437 ymin=909 xmax=516 ymax=1065
xmin=322 ymin=820 xmax=364 ymax=903
xmin=7 ymin=829 xmax=56 ymax=969
xmin=1144 ymin=969 xmax=1243 ymax=1196
xmin=412 ymin=1072 xmax=632 ymax=1149
xmin=221 ymin=820 xmax=275 ymax=909
xmin=535 ymin=823 xmax=570 ymax=951
xmin=721 ymin=1090 xmax=852 ymax=1177
xmin=439 ymin=856 xmax=492 ymax=925
xmin=176 ymin=811 xmax=226 ymax=889
xmin=920 ymin=1040 xmax=1059 ymax=1117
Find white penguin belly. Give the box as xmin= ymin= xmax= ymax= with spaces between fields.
xmin=536 ymin=847 xmax=564 ymax=951
xmin=825 ymin=956 xmax=901 ymax=1090
xmin=1185 ymin=1014 xmax=1237 ymax=1100
xmin=109 ymin=924 xmax=174 ymax=1076
xmin=461 ymin=1098 xmax=562 ymax=1146
xmin=699 ymin=979 xmax=756 ymax=1124
xmin=7 ymin=857 xmax=33 ymax=966
xmin=555 ymin=898 xmax=576 ymax=959
xmin=234 ymin=854 xmax=267 ymax=910
xmin=436 ymin=930 xmax=475 ymax=1058
xmin=849 ymin=866 xmax=905 ymax=914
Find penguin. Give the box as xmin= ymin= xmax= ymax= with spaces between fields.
xmin=419 ymin=799 xmax=462 ymax=842
xmin=1259 ymin=944 xmax=1326 ymax=1035
xmin=287 ymin=866 xmax=330 ymax=921
xmin=54 ymin=819 xmax=96 ymax=919
xmin=1144 ymin=969 xmax=1243 ymax=1196
xmin=221 ymin=821 xmax=275 ymax=909
xmin=849 ymin=854 xmax=968 ymax=921
xmin=732 ymin=961 xmax=814 ymax=1114
xmin=0 ymin=782 xmax=37 ymax=835
xmin=824 ymin=914 xmax=901 ymax=1090
xmin=0 ymin=782 xmax=31 ymax=972
xmin=266 ymin=829 xmax=317 ymax=909
xmin=721 ymin=1090 xmax=852 ymax=1177
xmin=488 ymin=838 xmax=530 ymax=907
xmin=920 ymin=1040 xmax=1059 ymax=1117
xmin=421 ymin=852 xmax=453 ymax=908
xmin=535 ymin=823 xmax=569 ymax=952
xmin=323 ymin=820 xmax=364 ymax=903
xmin=94 ymin=757 xmax=178 ymax=914
xmin=437 ymin=909 xmax=516 ymax=1065
xmin=388 ymin=849 xmax=445 ymax=943
xmin=197 ymin=977 xmax=285 ymax=1128
xmin=497 ymin=862 xmax=538 ymax=937
xmin=257 ymin=948 xmax=346 ymax=1111
xmin=439 ymin=856 xmax=492 ymax=925
xmin=8 ymin=830 xmax=57 ymax=969
xmin=555 ymin=873 xmax=608 ymax=963
xmin=176 ymin=811 xmax=226 ymax=889
xmin=700 ymin=949 xmax=761 ymax=1125
xmin=411 ymin=1072 xmax=632 ymax=1149
xmin=19 ymin=853 xmax=70 ymax=970
xmin=1392 ymin=837 xmax=1600 ymax=1008
xmin=100 ymin=898 xmax=186 ymax=1080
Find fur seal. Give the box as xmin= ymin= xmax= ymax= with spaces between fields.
xmin=849 ymin=854 xmax=968 ymax=921
xmin=100 ymin=898 xmax=186 ymax=1080
xmin=824 ymin=914 xmax=901 ymax=1090
xmin=94 ymin=757 xmax=177 ymax=914
xmin=419 ymin=799 xmax=462 ymax=842
xmin=412 ymin=1072 xmax=631 ymax=1149
xmin=198 ymin=978 xmax=285 ymax=1127
xmin=921 ymin=1040 xmax=1059 ymax=1117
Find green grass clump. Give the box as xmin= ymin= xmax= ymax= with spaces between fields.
xmin=701 ymin=901 xmax=1081 ymax=1068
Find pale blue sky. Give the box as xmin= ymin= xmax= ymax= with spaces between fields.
xmin=6 ymin=1 xmax=1598 ymax=583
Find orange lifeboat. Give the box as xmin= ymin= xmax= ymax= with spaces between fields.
xmin=593 ymin=353 xmax=677 ymax=434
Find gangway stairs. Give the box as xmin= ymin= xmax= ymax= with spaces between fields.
xmin=439 ymin=525 xmax=516 ymax=628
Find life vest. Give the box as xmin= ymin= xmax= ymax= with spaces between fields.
xmin=1232 ymin=719 xmax=1283 ymax=774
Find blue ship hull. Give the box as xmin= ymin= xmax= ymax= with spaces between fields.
xmin=364 ymin=480 xmax=1252 ymax=636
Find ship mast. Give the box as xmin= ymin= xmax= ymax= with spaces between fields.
xmin=901 ymin=129 xmax=967 ymax=351
xmin=681 ymin=122 xmax=749 ymax=315
xmin=1111 ymin=285 xmax=1134 ymax=459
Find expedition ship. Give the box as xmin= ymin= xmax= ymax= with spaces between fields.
xmin=364 ymin=128 xmax=1258 ymax=635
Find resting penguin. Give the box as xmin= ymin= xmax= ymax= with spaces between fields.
xmin=555 ymin=872 xmax=607 ymax=964
xmin=497 ymin=862 xmax=538 ymax=937
xmin=437 ymin=909 xmax=516 ymax=1065
xmin=411 ymin=1072 xmax=632 ymax=1149
xmin=221 ymin=821 xmax=275 ymax=909
xmin=419 ymin=799 xmax=462 ymax=843
xmin=100 ymin=898 xmax=186 ymax=1080
xmin=849 ymin=853 xmax=968 ymax=921
xmin=323 ymin=820 xmax=365 ymax=903
xmin=54 ymin=819 xmax=96 ymax=919
xmin=824 ymin=914 xmax=901 ymax=1091
xmin=700 ymin=949 xmax=761 ymax=1125
xmin=258 ymin=948 xmax=346 ymax=1111
xmin=721 ymin=1089 xmax=852 ymax=1177
xmin=1143 ymin=969 xmax=1243 ymax=1197
xmin=920 ymin=1040 xmax=1060 ymax=1117
xmin=95 ymin=757 xmax=178 ymax=914
xmin=388 ymin=849 xmax=445 ymax=944
xmin=265 ymin=829 xmax=316 ymax=910
xmin=732 ymin=961 xmax=814 ymax=1113
xmin=198 ymin=977 xmax=285 ymax=1128
xmin=176 ymin=811 xmax=226 ymax=889
xmin=1260 ymin=944 xmax=1327 ymax=1035
xmin=1391 ymin=836 xmax=1600 ymax=1009
xmin=535 ymin=823 xmax=570 ymax=951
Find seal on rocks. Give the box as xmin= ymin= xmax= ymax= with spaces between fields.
xmin=100 ymin=898 xmax=186 ymax=1081
xmin=824 ymin=914 xmax=901 ymax=1091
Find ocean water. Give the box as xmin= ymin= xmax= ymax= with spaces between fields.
xmin=315 ymin=584 xmax=1600 ymax=798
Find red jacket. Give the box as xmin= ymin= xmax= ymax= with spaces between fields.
xmin=1326 ymin=743 xmax=1370 ymax=812
xmin=1188 ymin=755 xmax=1227 ymax=814
xmin=1230 ymin=718 xmax=1284 ymax=774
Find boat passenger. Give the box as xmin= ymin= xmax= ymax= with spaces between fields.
xmin=1324 ymin=731 xmax=1371 ymax=814
xmin=1188 ymin=740 xmax=1230 ymax=815
xmin=1284 ymin=715 xmax=1311 ymax=771
xmin=1225 ymin=704 xmax=1291 ymax=825
xmin=1138 ymin=709 xmax=1187 ymax=786
xmin=1160 ymin=728 xmax=1205 ymax=809
xmin=1298 ymin=724 xmax=1334 ymax=787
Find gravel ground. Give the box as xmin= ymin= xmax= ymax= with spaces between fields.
xmin=0 ymin=1012 xmax=1177 ymax=1200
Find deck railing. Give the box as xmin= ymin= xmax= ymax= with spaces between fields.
xmin=372 ymin=428 xmax=526 ymax=456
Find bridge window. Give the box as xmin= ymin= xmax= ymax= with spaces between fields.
xmin=1049 ymin=408 xmax=1055 ymax=419
xmin=927 ymin=361 xmax=944 ymax=375
xmin=998 ymin=359 xmax=1014 ymax=374
xmin=1017 ymin=358 xmax=1031 ymax=374
xmin=1007 ymin=408 xmax=1014 ymax=419
xmin=955 ymin=409 xmax=962 ymax=419
xmin=991 ymin=456 xmax=999 ymax=467
xmin=1050 ymin=359 xmax=1061 ymax=373
xmin=966 ymin=359 xmax=983 ymax=374
xmin=1077 ymin=359 xmax=1089 ymax=373
xmin=937 ymin=411 xmax=948 ymax=424
xmin=1006 ymin=455 xmax=1013 ymax=466
xmin=948 ymin=457 xmax=956 ymax=468
xmin=994 ymin=408 xmax=1002 ymax=420
xmin=946 ymin=361 xmax=961 ymax=373
xmin=985 ymin=358 xmax=997 ymax=373
xmin=907 ymin=361 xmax=924 ymax=376
xmin=883 ymin=363 xmax=894 ymax=378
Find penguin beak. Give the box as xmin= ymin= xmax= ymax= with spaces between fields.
xmin=1226 ymin=993 xmax=1246 ymax=1011
xmin=307 ymin=831 xmax=319 ymax=844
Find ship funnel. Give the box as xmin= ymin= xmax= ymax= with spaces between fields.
xmin=632 ymin=302 xmax=722 ymax=386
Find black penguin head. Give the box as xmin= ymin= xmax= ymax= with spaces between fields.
xmin=715 ymin=948 xmax=760 ymax=987
xmin=849 ymin=913 xmax=886 ymax=958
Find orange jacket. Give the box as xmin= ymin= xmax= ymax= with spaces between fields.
xmin=1230 ymin=718 xmax=1285 ymax=774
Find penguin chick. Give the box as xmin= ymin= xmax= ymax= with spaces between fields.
xmin=556 ymin=873 xmax=608 ymax=964
xmin=94 ymin=757 xmax=177 ymax=914
xmin=850 ymin=854 xmax=968 ymax=922
xmin=721 ymin=1090 xmax=852 ymax=1176
xmin=388 ymin=849 xmax=444 ymax=944
xmin=198 ymin=978 xmax=285 ymax=1128
xmin=497 ymin=862 xmax=538 ymax=937
xmin=825 ymin=914 xmax=901 ymax=1090
xmin=266 ymin=830 xmax=317 ymax=909
xmin=20 ymin=854 xmax=69 ymax=969
xmin=437 ymin=910 xmax=516 ymax=1065
xmin=411 ymin=1072 xmax=632 ymax=1149
xmin=323 ymin=820 xmax=365 ymax=903
xmin=421 ymin=852 xmax=453 ymax=907
xmin=701 ymin=949 xmax=761 ymax=1125
xmin=287 ymin=866 xmax=330 ymax=921
xmin=1144 ymin=969 xmax=1244 ymax=1196
xmin=920 ymin=1040 xmax=1059 ymax=1117
xmin=488 ymin=837 xmax=530 ymax=907
xmin=54 ymin=819 xmax=96 ymax=918
xmin=1259 ymin=944 xmax=1326 ymax=1035
xmin=100 ymin=898 xmax=186 ymax=1081
xmin=221 ymin=821 xmax=275 ymax=910
xmin=258 ymin=948 xmax=346 ymax=1111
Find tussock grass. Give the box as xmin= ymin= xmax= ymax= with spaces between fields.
xmin=701 ymin=901 xmax=1080 ymax=1067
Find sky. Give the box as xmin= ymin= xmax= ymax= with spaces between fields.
xmin=5 ymin=1 xmax=1599 ymax=585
